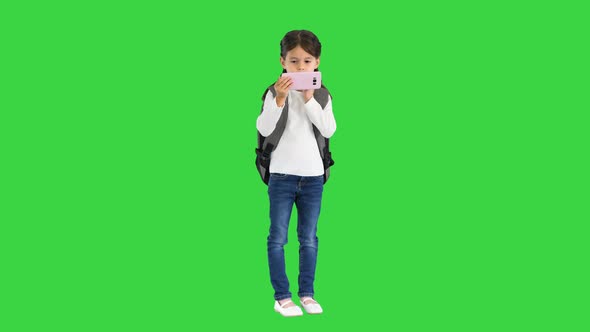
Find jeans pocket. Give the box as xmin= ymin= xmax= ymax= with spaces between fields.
xmin=270 ymin=173 xmax=288 ymax=179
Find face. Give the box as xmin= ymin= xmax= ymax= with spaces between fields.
xmin=280 ymin=45 xmax=320 ymax=73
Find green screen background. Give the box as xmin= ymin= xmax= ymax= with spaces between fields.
xmin=1 ymin=1 xmax=588 ymax=331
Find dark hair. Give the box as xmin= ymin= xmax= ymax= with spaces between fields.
xmin=280 ymin=30 xmax=322 ymax=73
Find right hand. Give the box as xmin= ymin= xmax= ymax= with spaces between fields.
xmin=274 ymin=76 xmax=293 ymax=99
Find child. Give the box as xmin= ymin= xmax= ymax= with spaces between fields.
xmin=256 ymin=30 xmax=336 ymax=317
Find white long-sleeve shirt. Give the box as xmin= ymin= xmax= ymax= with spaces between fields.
xmin=256 ymin=89 xmax=337 ymax=176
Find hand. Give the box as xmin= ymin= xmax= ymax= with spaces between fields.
xmin=274 ymin=76 xmax=293 ymax=99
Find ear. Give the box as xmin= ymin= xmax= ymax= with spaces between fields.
xmin=315 ymin=57 xmax=320 ymax=69
xmin=280 ymin=57 xmax=286 ymax=69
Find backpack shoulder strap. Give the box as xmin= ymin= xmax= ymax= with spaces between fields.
xmin=258 ymin=85 xmax=289 ymax=157
xmin=311 ymin=87 xmax=335 ymax=183
xmin=313 ymin=87 xmax=331 ymax=109
xmin=261 ymin=85 xmax=276 ymax=109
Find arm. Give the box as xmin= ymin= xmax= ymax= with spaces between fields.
xmin=256 ymin=76 xmax=293 ymax=137
xmin=304 ymin=95 xmax=337 ymax=138
xmin=256 ymin=91 xmax=284 ymax=137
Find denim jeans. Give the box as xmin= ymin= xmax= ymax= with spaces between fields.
xmin=267 ymin=173 xmax=324 ymax=301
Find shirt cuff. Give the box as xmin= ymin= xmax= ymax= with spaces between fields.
xmin=274 ymin=97 xmax=285 ymax=111
xmin=304 ymin=96 xmax=321 ymax=110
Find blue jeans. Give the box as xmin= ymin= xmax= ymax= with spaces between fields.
xmin=267 ymin=173 xmax=324 ymax=301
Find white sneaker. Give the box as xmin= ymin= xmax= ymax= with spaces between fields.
xmin=300 ymin=298 xmax=323 ymax=314
xmin=274 ymin=299 xmax=303 ymax=317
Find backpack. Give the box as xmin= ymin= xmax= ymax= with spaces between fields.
xmin=255 ymin=85 xmax=335 ymax=185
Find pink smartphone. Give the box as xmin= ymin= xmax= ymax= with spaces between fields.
xmin=281 ymin=71 xmax=322 ymax=90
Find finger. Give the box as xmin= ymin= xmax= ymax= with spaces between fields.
xmin=277 ymin=79 xmax=290 ymax=89
xmin=277 ymin=76 xmax=288 ymax=85
xmin=277 ymin=79 xmax=291 ymax=89
xmin=281 ymin=78 xmax=292 ymax=87
xmin=277 ymin=76 xmax=286 ymax=84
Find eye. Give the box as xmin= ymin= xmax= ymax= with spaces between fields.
xmin=305 ymin=60 xmax=311 ymax=63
